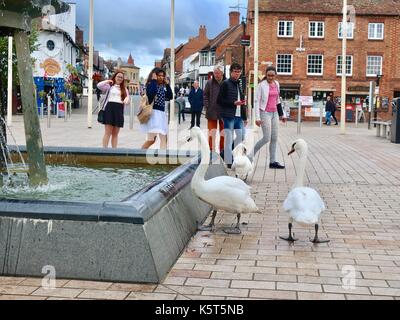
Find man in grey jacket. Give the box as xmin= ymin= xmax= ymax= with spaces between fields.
xmin=204 ymin=65 xmax=225 ymax=153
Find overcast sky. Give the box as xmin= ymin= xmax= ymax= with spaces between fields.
xmin=75 ymin=0 xmax=247 ymax=78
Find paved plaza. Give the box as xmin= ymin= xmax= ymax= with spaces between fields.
xmin=1 ymin=110 xmax=400 ymax=300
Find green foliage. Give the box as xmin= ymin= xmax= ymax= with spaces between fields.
xmin=0 ymin=22 xmax=40 ymax=89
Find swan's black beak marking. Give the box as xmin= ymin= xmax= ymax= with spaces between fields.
xmin=187 ymin=137 xmax=192 ymax=143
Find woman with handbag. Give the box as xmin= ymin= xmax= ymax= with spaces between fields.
xmin=248 ymin=66 xmax=286 ymax=169
xmin=140 ymin=67 xmax=173 ymax=149
xmin=97 ymin=70 xmax=130 ymax=148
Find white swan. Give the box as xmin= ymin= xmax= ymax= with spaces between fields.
xmin=188 ymin=127 xmax=260 ymax=234
xmin=232 ymin=143 xmax=253 ymax=181
xmin=281 ymin=139 xmax=329 ymax=243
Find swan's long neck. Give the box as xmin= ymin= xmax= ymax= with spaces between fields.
xmin=192 ymin=131 xmax=210 ymax=184
xmin=294 ymin=146 xmax=308 ymax=188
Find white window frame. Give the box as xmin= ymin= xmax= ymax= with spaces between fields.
xmin=210 ymin=51 xmax=216 ymax=66
xmin=199 ymin=75 xmax=209 ymax=89
xmin=276 ymin=54 xmax=293 ymax=75
xmin=366 ymin=56 xmax=383 ymax=77
xmin=200 ymin=52 xmax=209 ymax=66
xmin=309 ymin=21 xmax=324 ymax=38
xmin=336 ymin=55 xmax=353 ymax=76
xmin=368 ymin=23 xmax=384 ymax=40
xmin=277 ymin=20 xmax=294 ymax=38
xmin=338 ymin=22 xmax=354 ymax=39
xmin=307 ymin=54 xmax=324 ymax=76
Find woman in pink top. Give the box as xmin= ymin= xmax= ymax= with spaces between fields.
xmin=248 ymin=66 xmax=286 ymax=169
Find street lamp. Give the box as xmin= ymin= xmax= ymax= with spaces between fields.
xmin=340 ymin=0 xmax=348 ymax=134
xmin=253 ymin=0 xmax=259 ymax=128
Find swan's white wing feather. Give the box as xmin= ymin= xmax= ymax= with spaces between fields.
xmin=206 ymin=175 xmax=251 ymax=193
xmin=194 ymin=180 xmax=258 ymax=213
xmin=283 ymin=187 xmax=325 ymax=225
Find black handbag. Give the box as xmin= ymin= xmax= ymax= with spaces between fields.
xmin=97 ymin=109 xmax=104 ymax=123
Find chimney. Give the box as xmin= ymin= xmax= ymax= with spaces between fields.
xmin=199 ymin=25 xmax=207 ymax=39
xmin=229 ymin=11 xmax=240 ymax=28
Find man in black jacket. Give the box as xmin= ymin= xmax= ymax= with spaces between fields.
xmin=325 ymin=95 xmax=337 ymax=125
xmin=217 ymin=63 xmax=248 ymax=167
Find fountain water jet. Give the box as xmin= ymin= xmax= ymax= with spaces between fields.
xmin=0 ymin=0 xmax=69 ymax=186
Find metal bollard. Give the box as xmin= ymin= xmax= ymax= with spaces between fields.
xmin=129 ymin=96 xmax=134 ymax=130
xmin=355 ymin=107 xmax=358 ymax=128
xmin=47 ymin=96 xmax=51 ymax=128
xmin=320 ymin=103 xmax=323 ymax=128
xmin=297 ymin=101 xmax=302 ymax=134
xmin=64 ymin=101 xmax=67 ymax=122
xmin=40 ymin=103 xmax=44 ymax=119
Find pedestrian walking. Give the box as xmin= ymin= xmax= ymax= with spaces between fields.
xmin=329 ymin=96 xmax=339 ymax=125
xmin=325 ymin=95 xmax=336 ymax=125
xmin=204 ymin=65 xmax=225 ymax=154
xmin=140 ymin=67 xmax=173 ymax=150
xmin=97 ymin=70 xmax=130 ymax=148
xmin=248 ymin=66 xmax=286 ymax=169
xmin=217 ymin=63 xmax=248 ymax=168
xmin=188 ymin=80 xmax=203 ymax=129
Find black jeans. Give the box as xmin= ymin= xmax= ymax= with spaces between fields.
xmin=191 ymin=112 xmax=202 ymax=128
xmin=331 ymin=112 xmax=338 ymax=124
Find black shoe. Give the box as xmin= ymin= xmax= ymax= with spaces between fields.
xmin=269 ymin=162 xmax=285 ymax=169
xmin=335 ymin=123 xmax=338 ymax=125
xmin=227 ymin=164 xmax=232 ymax=169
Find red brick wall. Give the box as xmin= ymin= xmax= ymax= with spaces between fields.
xmin=175 ymin=26 xmax=209 ymax=74
xmin=246 ymin=12 xmax=400 ymax=121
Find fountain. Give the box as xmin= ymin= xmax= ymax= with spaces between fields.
xmin=0 ymin=1 xmax=226 ymax=283
xmin=0 ymin=0 xmax=69 ymax=186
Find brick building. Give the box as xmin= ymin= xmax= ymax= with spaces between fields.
xmin=158 ymin=26 xmax=209 ymax=79
xmin=198 ymin=11 xmax=245 ymax=89
xmin=246 ymin=0 xmax=400 ymax=121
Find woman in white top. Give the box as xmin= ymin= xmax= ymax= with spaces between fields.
xmin=97 ymin=71 xmax=130 ymax=148
xmin=249 ymin=66 xmax=286 ymax=169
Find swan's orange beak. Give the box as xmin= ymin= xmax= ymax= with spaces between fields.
xmin=288 ymin=148 xmax=295 ymax=156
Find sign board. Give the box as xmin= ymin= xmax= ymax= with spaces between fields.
xmin=241 ymin=35 xmax=251 ymax=46
xmin=305 ymin=107 xmax=321 ymax=117
xmin=375 ymin=86 xmax=380 ymax=95
xmin=299 ymin=96 xmax=313 ymax=106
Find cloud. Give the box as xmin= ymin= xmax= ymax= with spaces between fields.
xmin=75 ymin=0 xmax=246 ymax=78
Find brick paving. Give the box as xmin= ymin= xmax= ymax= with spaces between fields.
xmin=2 ymin=113 xmax=400 ymax=300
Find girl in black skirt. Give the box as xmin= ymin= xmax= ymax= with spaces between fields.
xmin=97 ymin=70 xmax=130 ymax=148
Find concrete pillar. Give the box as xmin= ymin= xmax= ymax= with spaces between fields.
xmin=14 ymin=30 xmax=48 ymax=186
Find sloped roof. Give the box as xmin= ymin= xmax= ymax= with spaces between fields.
xmin=201 ymin=24 xmax=242 ymax=51
xmin=248 ymin=0 xmax=400 ymax=16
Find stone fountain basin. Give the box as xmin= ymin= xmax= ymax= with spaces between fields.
xmin=0 ymin=147 xmax=226 ymax=283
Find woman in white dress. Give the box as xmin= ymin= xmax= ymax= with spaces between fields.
xmin=140 ymin=68 xmax=173 ymax=149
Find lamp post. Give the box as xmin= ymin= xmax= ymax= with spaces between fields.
xmin=87 ymin=0 xmax=94 ymax=128
xmin=169 ymin=0 xmax=175 ymax=126
xmin=7 ymin=36 xmax=13 ymax=127
xmin=253 ymin=0 xmax=259 ymax=128
xmin=340 ymin=0 xmax=347 ymax=134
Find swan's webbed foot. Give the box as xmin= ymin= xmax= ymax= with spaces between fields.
xmin=310 ymin=237 xmax=330 ymax=244
xmin=223 ymin=227 xmax=241 ymax=234
xmin=280 ymin=235 xmax=298 ymax=242
xmin=280 ymin=223 xmax=297 ymax=242
xmin=310 ymin=224 xmax=330 ymax=244
xmin=197 ymin=210 xmax=217 ymax=232
xmin=223 ymin=214 xmax=241 ymax=234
